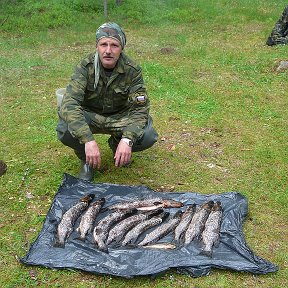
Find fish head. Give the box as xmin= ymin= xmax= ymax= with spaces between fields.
xmin=80 ymin=194 xmax=95 ymax=203
xmin=162 ymin=199 xmax=183 ymax=208
xmin=213 ymin=201 xmax=222 ymax=211
xmin=160 ymin=211 xmax=170 ymax=221
xmin=93 ymin=197 xmax=106 ymax=206
xmin=203 ymin=200 xmax=214 ymax=210
xmin=173 ymin=210 xmax=183 ymax=218
xmin=187 ymin=203 xmax=197 ymax=212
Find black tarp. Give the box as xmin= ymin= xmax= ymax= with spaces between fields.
xmin=20 ymin=173 xmax=278 ymax=278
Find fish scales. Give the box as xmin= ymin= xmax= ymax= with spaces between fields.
xmin=93 ymin=209 xmax=135 ymax=252
xmin=76 ymin=198 xmax=105 ymax=241
xmin=106 ymin=213 xmax=148 ymax=245
xmin=184 ymin=201 xmax=214 ymax=245
xmin=201 ymin=201 xmax=223 ymax=257
xmin=55 ymin=194 xmax=94 ymax=247
xmin=138 ymin=211 xmax=182 ymax=246
xmin=122 ymin=212 xmax=169 ymax=246
xmin=174 ymin=204 xmax=196 ymax=244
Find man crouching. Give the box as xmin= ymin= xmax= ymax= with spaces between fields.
xmin=56 ymin=22 xmax=158 ymax=181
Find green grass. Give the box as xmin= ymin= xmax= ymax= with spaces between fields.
xmin=1 ymin=0 xmax=288 ymax=287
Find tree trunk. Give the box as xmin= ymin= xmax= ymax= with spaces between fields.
xmin=104 ymin=0 xmax=108 ymax=19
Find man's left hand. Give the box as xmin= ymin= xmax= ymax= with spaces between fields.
xmin=114 ymin=139 xmax=132 ymax=167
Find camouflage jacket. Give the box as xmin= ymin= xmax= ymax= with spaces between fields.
xmin=59 ymin=52 xmax=150 ymax=144
xmin=267 ymin=6 xmax=288 ymax=45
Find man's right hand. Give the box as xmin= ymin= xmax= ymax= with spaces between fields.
xmin=85 ymin=140 xmax=101 ymax=169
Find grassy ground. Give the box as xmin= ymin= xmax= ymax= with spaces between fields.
xmin=0 ymin=0 xmax=287 ymax=287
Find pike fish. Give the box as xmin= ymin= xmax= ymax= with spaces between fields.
xmin=106 ymin=209 xmax=163 ymax=245
xmin=122 ymin=211 xmax=170 ymax=246
xmin=138 ymin=210 xmax=183 ymax=246
xmin=107 ymin=197 xmax=183 ymax=211
xmin=201 ymin=201 xmax=223 ymax=257
xmin=184 ymin=201 xmax=214 ymax=245
xmin=93 ymin=209 xmax=136 ymax=252
xmin=54 ymin=194 xmax=95 ymax=247
xmin=142 ymin=243 xmax=176 ymax=250
xmin=174 ymin=204 xmax=196 ymax=244
xmin=76 ymin=198 xmax=105 ymax=241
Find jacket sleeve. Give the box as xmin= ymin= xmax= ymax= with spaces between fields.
xmin=122 ymin=67 xmax=150 ymax=142
xmin=59 ymin=60 xmax=94 ymax=144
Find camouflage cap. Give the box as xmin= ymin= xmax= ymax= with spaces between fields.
xmin=96 ymin=22 xmax=126 ymax=48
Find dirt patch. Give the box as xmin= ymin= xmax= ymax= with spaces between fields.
xmin=160 ymin=47 xmax=176 ymax=54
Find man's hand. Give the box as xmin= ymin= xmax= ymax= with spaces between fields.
xmin=85 ymin=140 xmax=101 ymax=169
xmin=114 ymin=139 xmax=132 ymax=167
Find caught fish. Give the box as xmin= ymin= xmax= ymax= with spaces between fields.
xmin=138 ymin=210 xmax=183 ymax=246
xmin=142 ymin=243 xmax=176 ymax=250
xmin=107 ymin=198 xmax=183 ymax=211
xmin=174 ymin=204 xmax=196 ymax=244
xmin=122 ymin=211 xmax=170 ymax=246
xmin=54 ymin=194 xmax=95 ymax=247
xmin=106 ymin=209 xmax=163 ymax=245
xmin=184 ymin=201 xmax=214 ymax=245
xmin=201 ymin=201 xmax=223 ymax=257
xmin=76 ymin=198 xmax=105 ymax=241
xmin=93 ymin=209 xmax=136 ymax=252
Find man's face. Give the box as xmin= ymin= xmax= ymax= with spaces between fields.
xmin=97 ymin=38 xmax=122 ymax=69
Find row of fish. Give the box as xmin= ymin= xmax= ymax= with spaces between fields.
xmin=54 ymin=194 xmax=223 ymax=257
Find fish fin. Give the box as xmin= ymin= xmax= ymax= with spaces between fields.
xmin=98 ymin=246 xmax=109 ymax=253
xmin=214 ymin=238 xmax=220 ymax=248
xmin=147 ymin=208 xmax=164 ymax=218
xmin=177 ymin=234 xmax=185 ymax=246
xmin=153 ymin=201 xmax=162 ymax=205
xmin=124 ymin=243 xmax=138 ymax=249
xmin=100 ymin=207 xmax=109 ymax=213
xmin=109 ymin=242 xmax=122 ymax=249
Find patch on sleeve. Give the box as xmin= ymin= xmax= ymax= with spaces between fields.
xmin=135 ymin=95 xmax=146 ymax=105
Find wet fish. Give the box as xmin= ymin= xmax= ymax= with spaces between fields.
xmin=76 ymin=198 xmax=105 ymax=241
xmin=142 ymin=243 xmax=176 ymax=250
xmin=174 ymin=204 xmax=196 ymax=244
xmin=201 ymin=201 xmax=223 ymax=257
xmin=107 ymin=198 xmax=183 ymax=211
xmin=138 ymin=210 xmax=183 ymax=246
xmin=54 ymin=194 xmax=95 ymax=247
xmin=122 ymin=211 xmax=170 ymax=246
xmin=93 ymin=209 xmax=136 ymax=252
xmin=106 ymin=209 xmax=163 ymax=245
xmin=184 ymin=201 xmax=214 ymax=245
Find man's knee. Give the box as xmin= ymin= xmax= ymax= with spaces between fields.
xmin=56 ymin=119 xmax=85 ymax=153
xmin=133 ymin=116 xmax=158 ymax=152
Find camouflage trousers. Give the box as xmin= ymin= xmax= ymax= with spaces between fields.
xmin=56 ymin=111 xmax=158 ymax=161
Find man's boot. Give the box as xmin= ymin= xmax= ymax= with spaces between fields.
xmin=78 ymin=161 xmax=94 ymax=181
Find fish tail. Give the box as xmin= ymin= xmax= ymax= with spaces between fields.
xmin=95 ymin=238 xmax=109 ymax=253
xmin=54 ymin=238 xmax=65 ymax=248
xmin=98 ymin=245 xmax=109 ymax=253
xmin=125 ymin=243 xmax=138 ymax=249
xmin=74 ymin=236 xmax=86 ymax=242
xmin=200 ymin=249 xmax=212 ymax=258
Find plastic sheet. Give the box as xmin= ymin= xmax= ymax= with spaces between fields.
xmin=20 ymin=174 xmax=278 ymax=278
